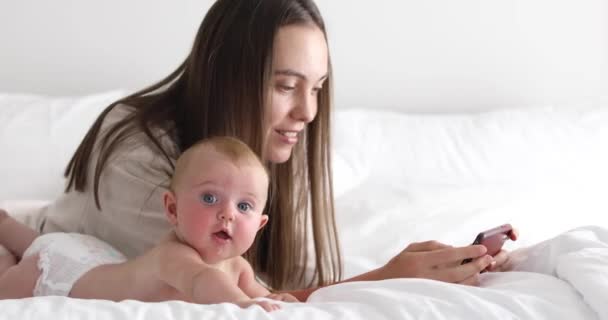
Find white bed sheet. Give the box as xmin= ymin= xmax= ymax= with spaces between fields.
xmin=1 ymin=198 xmax=607 ymax=319
xmin=1 ymin=226 xmax=606 ymax=319
xmin=3 ymin=104 xmax=608 ymax=319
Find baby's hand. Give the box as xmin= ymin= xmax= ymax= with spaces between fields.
xmin=266 ymin=292 xmax=299 ymax=302
xmin=236 ymin=299 xmax=281 ymax=312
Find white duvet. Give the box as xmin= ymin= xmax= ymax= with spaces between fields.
xmin=3 ymin=97 xmax=608 ymax=319
xmin=1 ymin=225 xmax=606 ymax=319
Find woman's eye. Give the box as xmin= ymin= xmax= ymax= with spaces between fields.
xmin=278 ymin=84 xmax=295 ymax=92
xmin=237 ymin=202 xmax=252 ymax=212
xmin=201 ymin=194 xmax=217 ymax=204
xmin=312 ymin=87 xmax=322 ymax=95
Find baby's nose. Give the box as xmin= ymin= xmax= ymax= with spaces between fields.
xmin=217 ymin=207 xmax=235 ymax=222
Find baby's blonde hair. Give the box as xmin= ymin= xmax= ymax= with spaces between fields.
xmin=170 ymin=136 xmax=268 ymax=192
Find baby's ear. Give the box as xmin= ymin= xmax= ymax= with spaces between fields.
xmin=163 ymin=191 xmax=178 ymax=226
xmin=258 ymin=214 xmax=269 ymax=231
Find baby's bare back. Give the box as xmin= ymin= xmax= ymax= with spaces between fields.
xmin=68 ymin=240 xmax=243 ymax=302
xmin=69 ymin=250 xmax=188 ymax=302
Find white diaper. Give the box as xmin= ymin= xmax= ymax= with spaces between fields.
xmin=23 ymin=233 xmax=127 ymax=297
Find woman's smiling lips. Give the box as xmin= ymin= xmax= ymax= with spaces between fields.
xmin=276 ymin=129 xmax=299 ymax=144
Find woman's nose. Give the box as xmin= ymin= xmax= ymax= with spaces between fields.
xmin=292 ymin=91 xmax=317 ymax=123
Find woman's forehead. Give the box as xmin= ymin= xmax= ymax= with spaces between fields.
xmin=272 ymin=24 xmax=328 ymax=82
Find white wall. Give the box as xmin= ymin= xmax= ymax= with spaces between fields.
xmin=0 ymin=1 xmax=209 ymax=96
xmin=1 ymin=0 xmax=607 ymax=112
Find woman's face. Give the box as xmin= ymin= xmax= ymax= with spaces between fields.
xmin=264 ymin=24 xmax=329 ymax=163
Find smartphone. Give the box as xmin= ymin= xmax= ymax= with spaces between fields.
xmin=461 ymin=224 xmax=514 ymax=265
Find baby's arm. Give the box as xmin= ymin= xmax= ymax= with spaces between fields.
xmin=237 ymin=258 xmax=299 ymax=302
xmin=157 ymin=243 xmax=250 ymax=304
xmin=237 ymin=257 xmax=270 ymax=298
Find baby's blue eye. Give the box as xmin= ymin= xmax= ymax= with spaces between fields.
xmin=237 ymin=202 xmax=252 ymax=212
xmin=201 ymin=194 xmax=217 ymax=204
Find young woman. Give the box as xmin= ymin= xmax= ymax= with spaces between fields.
xmin=12 ymin=0 xmax=507 ymax=301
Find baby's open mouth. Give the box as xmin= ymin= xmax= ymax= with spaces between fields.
xmin=214 ymin=230 xmax=232 ymax=240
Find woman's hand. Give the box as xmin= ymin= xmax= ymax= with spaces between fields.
xmin=288 ymin=230 xmax=522 ymax=302
xmin=485 ymin=250 xmax=511 ymax=272
xmin=379 ymin=240 xmax=494 ymax=286
xmin=486 ymin=228 xmax=519 ymax=272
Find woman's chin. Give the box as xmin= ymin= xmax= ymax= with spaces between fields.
xmin=266 ymin=148 xmax=292 ymax=164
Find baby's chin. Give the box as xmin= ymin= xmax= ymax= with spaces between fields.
xmin=196 ymin=246 xmax=244 ymax=265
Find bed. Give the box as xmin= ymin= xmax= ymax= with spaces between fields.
xmin=1 ymin=0 xmax=608 ymax=319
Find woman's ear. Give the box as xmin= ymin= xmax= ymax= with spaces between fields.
xmin=163 ymin=191 xmax=178 ymax=226
xmin=258 ymin=215 xmax=269 ymax=231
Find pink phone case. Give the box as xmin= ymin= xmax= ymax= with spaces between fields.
xmin=461 ymin=224 xmax=513 ymax=265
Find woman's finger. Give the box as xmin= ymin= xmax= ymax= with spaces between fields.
xmin=509 ymin=228 xmax=519 ymax=241
xmin=487 ymin=250 xmax=512 ymax=272
xmin=432 ymin=254 xmax=493 ymax=283
xmin=406 ymin=240 xmax=452 ymax=252
xmin=425 ymin=245 xmax=487 ymax=267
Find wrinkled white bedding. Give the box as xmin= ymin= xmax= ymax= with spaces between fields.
xmin=3 ymin=94 xmax=608 ymax=319
xmin=1 ymin=225 xmax=606 ymax=319
xmin=319 ymin=225 xmax=608 ymax=320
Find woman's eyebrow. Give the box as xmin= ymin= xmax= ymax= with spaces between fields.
xmin=274 ymin=69 xmax=328 ymax=82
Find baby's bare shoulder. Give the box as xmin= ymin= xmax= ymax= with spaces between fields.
xmin=230 ymin=256 xmax=254 ymax=277
xmin=158 ymin=240 xmax=201 ymax=261
xmin=136 ymin=239 xmax=201 ymax=273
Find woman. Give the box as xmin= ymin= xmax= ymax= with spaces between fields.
xmin=24 ymin=0 xmax=507 ymax=301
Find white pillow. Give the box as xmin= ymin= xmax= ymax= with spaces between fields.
xmin=331 ymin=106 xmax=608 ymax=277
xmin=333 ymin=106 xmax=608 ymax=189
xmin=0 ymin=90 xmax=128 ymax=201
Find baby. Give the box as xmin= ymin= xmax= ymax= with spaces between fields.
xmin=0 ymin=136 xmax=296 ymax=311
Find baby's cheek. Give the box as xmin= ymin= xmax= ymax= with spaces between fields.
xmin=184 ymin=215 xmax=212 ymax=234
xmin=241 ymin=224 xmax=261 ymax=245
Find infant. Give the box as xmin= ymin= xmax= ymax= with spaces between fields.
xmin=0 ymin=136 xmax=296 ymax=311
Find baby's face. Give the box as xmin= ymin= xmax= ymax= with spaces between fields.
xmin=171 ymin=151 xmax=269 ymax=264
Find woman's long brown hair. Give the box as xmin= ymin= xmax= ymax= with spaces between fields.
xmin=64 ymin=0 xmax=341 ymax=290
